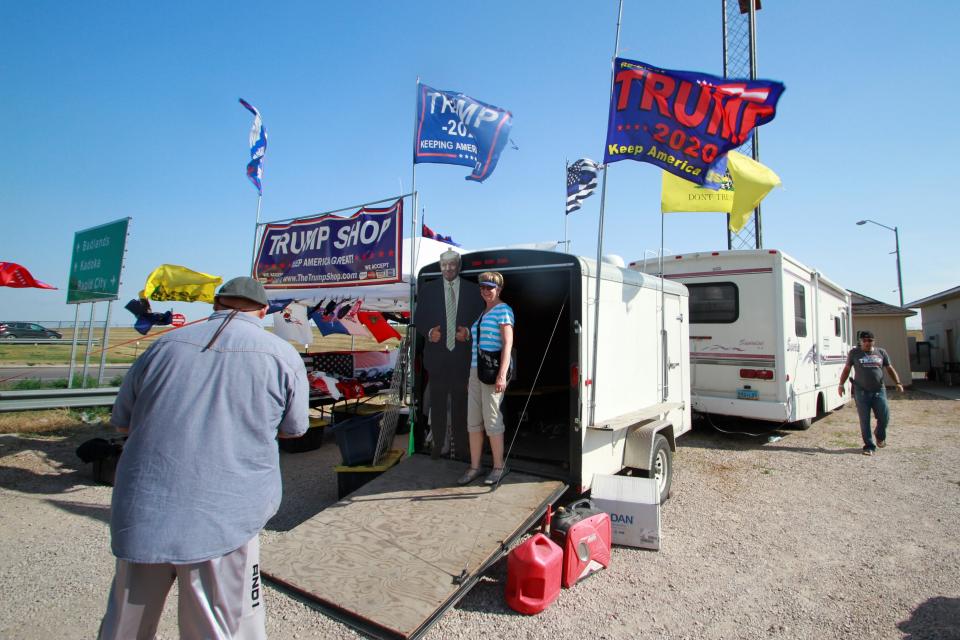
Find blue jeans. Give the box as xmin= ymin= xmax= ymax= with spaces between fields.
xmin=853 ymin=386 xmax=889 ymax=450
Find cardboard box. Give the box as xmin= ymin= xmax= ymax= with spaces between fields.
xmin=590 ymin=474 xmax=661 ymax=550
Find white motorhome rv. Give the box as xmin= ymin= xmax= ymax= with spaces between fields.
xmin=416 ymin=248 xmax=692 ymax=500
xmin=631 ymin=249 xmax=851 ymax=428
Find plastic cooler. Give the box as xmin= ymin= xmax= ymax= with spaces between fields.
xmin=330 ymin=413 xmax=383 ymax=466
xmin=504 ymin=533 xmax=562 ymax=614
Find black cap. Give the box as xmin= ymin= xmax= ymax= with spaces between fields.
xmin=858 ymin=330 xmax=875 ymax=340
xmin=215 ymin=277 xmax=268 ymax=307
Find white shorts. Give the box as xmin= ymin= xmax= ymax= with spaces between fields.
xmin=467 ymin=367 xmax=505 ymax=435
xmin=99 ymin=535 xmax=265 ymax=640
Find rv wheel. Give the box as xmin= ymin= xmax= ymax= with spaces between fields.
xmin=650 ymin=434 xmax=673 ymax=504
xmin=790 ymin=418 xmax=813 ymax=430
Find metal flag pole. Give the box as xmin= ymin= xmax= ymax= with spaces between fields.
xmin=408 ymin=76 xmax=421 ymax=454
xmin=67 ymin=303 xmax=80 ymax=388
xmin=563 ymin=160 xmax=569 ymax=252
xmin=588 ymin=0 xmax=624 ymax=428
xmin=250 ymin=191 xmax=263 ymax=276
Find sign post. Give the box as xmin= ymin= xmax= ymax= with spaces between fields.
xmin=66 ymin=218 xmax=130 ymax=388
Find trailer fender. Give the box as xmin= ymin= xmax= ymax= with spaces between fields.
xmin=623 ymin=419 xmax=675 ymax=471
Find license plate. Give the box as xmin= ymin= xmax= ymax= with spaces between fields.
xmin=737 ymin=388 xmax=759 ymax=400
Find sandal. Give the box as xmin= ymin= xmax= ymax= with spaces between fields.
xmin=484 ymin=467 xmax=509 ymax=485
xmin=457 ymin=467 xmax=484 ymax=485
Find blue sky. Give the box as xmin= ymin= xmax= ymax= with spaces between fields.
xmin=3 ymin=1 xmax=957 ymax=328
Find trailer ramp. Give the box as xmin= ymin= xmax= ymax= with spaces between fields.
xmin=262 ymin=454 xmax=566 ymax=639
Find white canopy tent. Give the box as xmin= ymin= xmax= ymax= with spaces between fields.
xmin=264 ymin=237 xmax=463 ymax=312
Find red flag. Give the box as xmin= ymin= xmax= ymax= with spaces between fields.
xmin=357 ymin=311 xmax=402 ymax=343
xmin=0 ymin=262 xmax=56 ymax=289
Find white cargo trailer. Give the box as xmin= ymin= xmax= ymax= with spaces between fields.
xmin=265 ymin=249 xmax=693 ymax=640
xmin=415 ymin=248 xmax=692 ymax=498
xmin=631 ymin=249 xmax=851 ymax=428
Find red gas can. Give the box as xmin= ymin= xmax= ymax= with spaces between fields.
xmin=550 ymin=499 xmax=612 ymax=588
xmin=504 ymin=533 xmax=563 ymax=615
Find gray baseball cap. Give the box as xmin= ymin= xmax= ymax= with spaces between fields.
xmin=215 ymin=277 xmax=268 ymax=307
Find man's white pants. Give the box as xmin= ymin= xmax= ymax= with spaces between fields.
xmin=99 ymin=536 xmax=265 ymax=640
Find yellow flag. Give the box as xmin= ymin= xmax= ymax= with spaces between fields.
xmin=726 ymin=151 xmax=781 ymax=233
xmin=660 ymin=168 xmax=733 ymax=213
xmin=140 ymin=264 xmax=223 ymax=303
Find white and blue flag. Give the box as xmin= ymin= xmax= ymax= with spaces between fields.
xmin=239 ymin=98 xmax=267 ymax=194
xmin=566 ymin=158 xmax=601 ymax=214
xmin=413 ymin=83 xmax=513 ymax=183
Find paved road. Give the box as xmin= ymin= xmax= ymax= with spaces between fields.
xmin=0 ymin=365 xmax=130 ymax=383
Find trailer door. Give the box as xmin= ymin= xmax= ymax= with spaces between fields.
xmin=262 ymin=455 xmax=566 ymax=640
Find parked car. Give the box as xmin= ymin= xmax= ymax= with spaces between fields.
xmin=0 ymin=322 xmax=63 ymax=339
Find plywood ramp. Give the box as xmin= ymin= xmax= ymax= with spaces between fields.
xmin=262 ymin=454 xmax=565 ymax=639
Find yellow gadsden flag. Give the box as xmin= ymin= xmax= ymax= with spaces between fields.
xmin=660 ymin=168 xmax=733 ymax=214
xmin=140 ymin=264 xmax=223 ymax=303
xmin=725 ymin=151 xmax=781 ymax=233
xmin=661 ymin=151 xmax=781 ymax=233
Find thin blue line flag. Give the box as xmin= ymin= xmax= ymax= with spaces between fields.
xmin=566 ymin=159 xmax=601 ymax=214
xmin=413 ymin=83 xmax=513 ymax=182
xmin=239 ymin=98 xmax=267 ymax=194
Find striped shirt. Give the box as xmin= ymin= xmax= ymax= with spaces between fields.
xmin=471 ymin=303 xmax=514 ymax=368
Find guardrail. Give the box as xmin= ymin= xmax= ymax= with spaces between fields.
xmin=0 ymin=387 xmax=120 ymax=412
xmin=0 ymin=338 xmax=100 ymax=345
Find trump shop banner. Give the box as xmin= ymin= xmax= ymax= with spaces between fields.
xmin=413 ymin=83 xmax=513 ymax=182
xmin=604 ymin=57 xmax=784 ymax=185
xmin=255 ymin=199 xmax=402 ymax=289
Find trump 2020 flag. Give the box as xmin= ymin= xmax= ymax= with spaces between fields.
xmin=605 ymin=57 xmax=784 ymax=185
xmin=566 ymin=159 xmax=601 ymax=214
xmin=239 ymin=98 xmax=267 ymax=194
xmin=414 ymin=83 xmax=513 ymax=182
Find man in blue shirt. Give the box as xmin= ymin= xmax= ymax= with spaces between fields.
xmin=99 ymin=277 xmax=308 ymax=640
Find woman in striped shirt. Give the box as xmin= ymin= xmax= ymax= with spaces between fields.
xmin=458 ymin=271 xmax=515 ymax=486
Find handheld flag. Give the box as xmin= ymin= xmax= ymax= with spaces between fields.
xmin=725 ymin=151 xmax=781 ymax=233
xmin=566 ymin=159 xmax=601 ymax=214
xmin=140 ymin=264 xmax=223 ymax=303
xmin=239 ymin=98 xmax=267 ymax=194
xmin=414 ymin=83 xmax=513 ymax=182
xmin=605 ymin=57 xmax=784 ymax=185
xmin=0 ymin=262 xmax=56 ymax=289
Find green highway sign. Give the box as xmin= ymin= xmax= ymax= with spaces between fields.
xmin=67 ymin=218 xmax=130 ymax=304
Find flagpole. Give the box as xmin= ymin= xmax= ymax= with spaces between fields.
xmin=408 ymin=76 xmax=421 ymax=454
xmin=588 ymin=0 xmax=623 ymax=428
xmin=563 ymin=160 xmax=569 ymax=252
xmin=250 ymin=192 xmax=263 ymax=276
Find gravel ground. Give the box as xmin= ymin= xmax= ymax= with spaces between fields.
xmin=1 ymin=385 xmax=958 ymax=639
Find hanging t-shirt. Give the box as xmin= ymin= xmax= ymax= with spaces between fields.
xmin=470 ymin=303 xmax=515 ymax=369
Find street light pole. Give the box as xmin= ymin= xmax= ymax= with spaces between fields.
xmin=856 ymin=219 xmax=904 ymax=307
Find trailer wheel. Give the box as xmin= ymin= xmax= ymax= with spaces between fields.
xmin=650 ymin=434 xmax=673 ymax=504
xmin=790 ymin=417 xmax=813 ymax=430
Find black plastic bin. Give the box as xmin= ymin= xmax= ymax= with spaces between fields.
xmin=330 ymin=413 xmax=383 ymax=466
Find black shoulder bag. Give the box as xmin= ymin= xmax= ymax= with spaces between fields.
xmin=475 ymin=309 xmax=515 ymax=385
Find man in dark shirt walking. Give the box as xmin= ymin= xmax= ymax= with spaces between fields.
xmin=838 ymin=330 xmax=904 ymax=456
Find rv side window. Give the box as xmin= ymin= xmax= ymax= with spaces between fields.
xmin=834 ymin=316 xmax=841 ymax=337
xmin=794 ymin=283 xmax=807 ymax=337
xmin=688 ymin=282 xmax=739 ymax=323
xmin=842 ymin=312 xmax=848 ymax=342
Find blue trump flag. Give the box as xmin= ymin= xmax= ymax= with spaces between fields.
xmin=604 ymin=58 xmax=784 ymax=185
xmin=239 ymin=98 xmax=267 ymax=194
xmin=413 ymin=83 xmax=513 ymax=182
